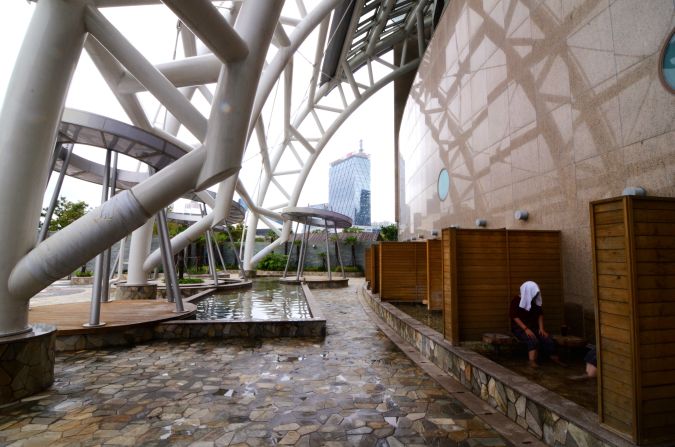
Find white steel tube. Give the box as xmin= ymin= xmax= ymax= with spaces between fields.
xmin=196 ymin=0 xmax=284 ymax=189
xmin=84 ymin=5 xmax=208 ymax=141
xmin=161 ymin=0 xmax=249 ymax=64
xmin=127 ymin=218 xmax=155 ymax=285
xmin=0 ymin=0 xmax=88 ymax=336
xmin=38 ymin=144 xmax=74 ymax=244
xmin=143 ymin=213 xmax=214 ymax=273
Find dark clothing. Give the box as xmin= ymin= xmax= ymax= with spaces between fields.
xmin=512 ymin=325 xmax=557 ymax=356
xmin=510 ymin=296 xmax=557 ymax=357
xmin=584 ymin=347 xmax=597 ymax=367
xmin=509 ymin=296 xmax=542 ymax=332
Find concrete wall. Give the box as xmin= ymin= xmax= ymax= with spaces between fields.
xmin=398 ymin=0 xmax=675 ymax=339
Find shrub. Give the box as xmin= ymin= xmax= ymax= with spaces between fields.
xmin=304 ymin=266 xmax=325 ymax=272
xmin=256 ymin=252 xmax=288 ymax=271
xmin=187 ymin=265 xmax=209 ymax=275
xmin=178 ymin=277 xmax=204 ymax=284
xmin=74 ymin=270 xmax=93 ymax=277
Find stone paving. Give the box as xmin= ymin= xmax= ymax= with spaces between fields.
xmin=0 ymin=279 xmax=507 ymax=446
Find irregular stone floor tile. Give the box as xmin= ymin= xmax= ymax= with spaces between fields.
xmin=0 ymin=279 xmax=507 ymax=447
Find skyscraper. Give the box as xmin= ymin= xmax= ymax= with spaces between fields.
xmin=328 ymin=142 xmax=371 ymax=227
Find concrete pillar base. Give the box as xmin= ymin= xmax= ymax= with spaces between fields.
xmin=0 ymin=324 xmax=56 ymax=404
xmin=115 ymin=283 xmax=157 ymax=300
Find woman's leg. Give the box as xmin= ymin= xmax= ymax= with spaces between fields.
xmin=539 ymin=334 xmax=566 ymax=366
xmin=513 ymin=326 xmax=540 ymax=367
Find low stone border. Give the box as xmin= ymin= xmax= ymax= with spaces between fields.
xmin=70 ymin=276 xmax=94 ymax=285
xmin=157 ymin=278 xmax=252 ymax=299
xmin=253 ymin=270 xmax=364 ymax=278
xmin=279 ymin=276 xmax=349 ymax=289
xmin=360 ymin=285 xmax=632 ymax=447
xmin=54 ymin=280 xmax=324 ymax=351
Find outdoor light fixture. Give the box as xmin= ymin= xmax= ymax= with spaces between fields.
xmin=514 ymin=210 xmax=529 ymax=221
xmin=431 ymin=230 xmax=439 ymax=237
xmin=622 ymin=186 xmax=646 ymax=196
xmin=475 ymin=218 xmax=487 ymax=227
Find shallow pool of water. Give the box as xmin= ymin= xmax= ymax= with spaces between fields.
xmin=195 ymin=279 xmax=312 ymax=320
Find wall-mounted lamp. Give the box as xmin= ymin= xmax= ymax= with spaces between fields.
xmin=622 ymin=186 xmax=646 ymax=196
xmin=475 ymin=218 xmax=487 ymax=227
xmin=431 ymin=230 xmax=439 ymax=237
xmin=311 ymin=244 xmax=317 ymax=249
xmin=418 ymin=234 xmax=425 ymax=239
xmin=514 ymin=210 xmax=529 ymax=221
xmin=449 ymin=224 xmax=460 ymax=229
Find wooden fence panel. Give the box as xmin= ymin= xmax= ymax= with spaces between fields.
xmin=441 ymin=229 xmax=563 ymax=343
xmin=364 ymin=247 xmax=372 ymax=286
xmin=379 ymin=242 xmax=421 ymax=301
xmin=427 ymin=239 xmax=443 ymax=311
xmin=591 ymin=196 xmax=675 ymax=445
xmin=442 ymin=228 xmax=458 ymax=343
xmin=455 ymin=230 xmax=509 ymax=340
xmin=371 ymin=244 xmax=379 ymax=294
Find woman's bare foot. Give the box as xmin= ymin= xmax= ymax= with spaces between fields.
xmin=528 ymin=360 xmax=539 ymax=368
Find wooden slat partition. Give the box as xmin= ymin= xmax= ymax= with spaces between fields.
xmin=378 ymin=242 xmax=426 ymax=301
xmin=426 ymin=239 xmax=443 ymax=311
xmin=591 ymin=196 xmax=675 ymax=445
xmin=371 ymin=244 xmax=380 ymax=294
xmin=442 ymin=228 xmax=458 ymax=342
xmin=364 ymin=247 xmax=372 ymax=287
xmin=441 ymin=228 xmax=563 ymax=344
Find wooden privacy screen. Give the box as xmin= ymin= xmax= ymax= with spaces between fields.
xmin=378 ymin=242 xmax=426 ymax=301
xmin=442 ymin=228 xmax=563 ymax=344
xmin=369 ymin=245 xmax=380 ymax=294
xmin=364 ymin=247 xmax=372 ymax=285
xmin=426 ymin=239 xmax=443 ymax=311
xmin=590 ymin=196 xmax=675 ymax=445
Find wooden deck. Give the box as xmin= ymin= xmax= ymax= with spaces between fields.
xmin=28 ymin=300 xmax=197 ymax=335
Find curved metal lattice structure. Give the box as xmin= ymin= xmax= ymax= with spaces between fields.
xmin=0 ymin=0 xmax=440 ymax=335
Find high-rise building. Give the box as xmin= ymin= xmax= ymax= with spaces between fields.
xmin=328 ymin=143 xmax=371 ymax=226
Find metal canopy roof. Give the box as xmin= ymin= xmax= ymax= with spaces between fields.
xmin=57 ymin=108 xmax=189 ymax=171
xmin=321 ymin=0 xmax=440 ymax=85
xmin=54 ymin=109 xmax=245 ymax=223
xmin=281 ymin=206 xmax=353 ymax=228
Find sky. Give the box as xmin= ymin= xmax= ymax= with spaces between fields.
xmin=0 ymin=2 xmax=396 ymax=225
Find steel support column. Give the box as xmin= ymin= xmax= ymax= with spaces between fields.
xmin=157 ymin=209 xmax=184 ymax=312
xmin=0 ymin=0 xmax=87 ymax=336
xmin=38 ymin=144 xmax=74 ymax=244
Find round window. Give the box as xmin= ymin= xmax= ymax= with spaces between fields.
xmin=437 ymin=168 xmax=450 ymax=201
xmin=660 ymin=28 xmax=675 ymax=93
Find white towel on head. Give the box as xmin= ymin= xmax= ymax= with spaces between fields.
xmin=519 ymin=281 xmax=542 ymax=311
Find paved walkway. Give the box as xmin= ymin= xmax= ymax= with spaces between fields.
xmin=1 ymin=279 xmax=508 ymax=446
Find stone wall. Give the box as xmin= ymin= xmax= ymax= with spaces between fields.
xmin=0 ymin=324 xmax=56 ymax=404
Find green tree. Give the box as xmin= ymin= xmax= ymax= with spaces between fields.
xmin=344 ymin=235 xmax=358 ymax=266
xmin=227 ymin=224 xmax=244 ymax=242
xmin=343 ymin=226 xmax=363 ymax=233
xmin=42 ymin=197 xmax=89 ymax=232
xmin=256 ymin=252 xmax=287 ymax=271
xmin=266 ymin=229 xmax=278 ymax=242
xmin=379 ymin=223 xmax=398 ymax=241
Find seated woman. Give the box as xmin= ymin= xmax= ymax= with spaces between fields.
xmin=510 ymin=281 xmax=564 ymax=368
